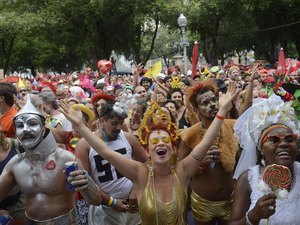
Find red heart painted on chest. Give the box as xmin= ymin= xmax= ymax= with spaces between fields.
xmin=46 ymin=160 xmax=56 ymax=170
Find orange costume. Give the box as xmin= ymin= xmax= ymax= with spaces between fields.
xmin=0 ymin=106 xmax=17 ymax=138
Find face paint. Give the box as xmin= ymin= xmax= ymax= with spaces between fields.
xmin=14 ymin=114 xmax=44 ymax=150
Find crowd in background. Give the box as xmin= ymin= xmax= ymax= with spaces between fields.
xmin=1 ymin=58 xmax=300 ymax=225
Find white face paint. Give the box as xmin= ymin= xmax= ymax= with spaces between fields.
xmin=14 ymin=114 xmax=44 ymax=150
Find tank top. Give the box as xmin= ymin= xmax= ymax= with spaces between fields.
xmin=139 ymin=168 xmax=187 ymax=225
xmin=248 ymin=163 xmax=300 ymax=225
xmin=0 ymin=147 xmax=16 ymax=174
xmin=89 ymin=130 xmax=133 ymax=199
xmin=178 ymin=108 xmax=190 ymax=129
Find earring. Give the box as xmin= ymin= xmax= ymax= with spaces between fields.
xmin=147 ymin=161 xmax=154 ymax=177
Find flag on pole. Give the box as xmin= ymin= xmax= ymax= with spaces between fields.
xmin=191 ymin=41 xmax=198 ymax=79
xmin=276 ymin=48 xmax=286 ymax=76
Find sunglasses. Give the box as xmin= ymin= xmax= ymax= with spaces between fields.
xmin=266 ymin=134 xmax=298 ymax=145
xmin=149 ymin=137 xmax=171 ymax=145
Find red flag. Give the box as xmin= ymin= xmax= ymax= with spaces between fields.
xmin=191 ymin=41 xmax=198 ymax=79
xmin=276 ymin=48 xmax=286 ymax=76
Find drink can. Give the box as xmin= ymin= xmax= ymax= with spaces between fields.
xmin=0 ymin=215 xmax=13 ymax=225
xmin=65 ymin=161 xmax=78 ymax=191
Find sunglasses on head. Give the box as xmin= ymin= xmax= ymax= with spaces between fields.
xmin=266 ymin=134 xmax=298 ymax=145
xmin=149 ymin=137 xmax=171 ymax=145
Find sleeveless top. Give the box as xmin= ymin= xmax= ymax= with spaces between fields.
xmin=0 ymin=147 xmax=16 ymax=173
xmin=248 ymin=163 xmax=300 ymax=225
xmin=139 ymin=168 xmax=187 ymax=225
xmin=178 ymin=108 xmax=190 ymax=129
xmin=89 ymin=130 xmax=133 ymax=199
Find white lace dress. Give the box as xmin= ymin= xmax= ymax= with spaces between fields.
xmin=248 ymin=162 xmax=300 ymax=225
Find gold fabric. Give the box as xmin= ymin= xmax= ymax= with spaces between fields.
xmin=190 ymin=191 xmax=233 ymax=222
xmin=180 ymin=119 xmax=239 ymax=172
xmin=139 ymin=169 xmax=187 ymax=225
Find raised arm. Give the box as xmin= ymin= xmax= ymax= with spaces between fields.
xmin=239 ymin=65 xmax=258 ymax=115
xmin=178 ymin=82 xmax=240 ymax=182
xmin=59 ymin=101 xmax=143 ymax=183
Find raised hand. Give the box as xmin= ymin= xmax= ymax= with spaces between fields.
xmin=58 ymin=100 xmax=83 ymax=127
xmin=218 ymin=82 xmax=240 ymax=114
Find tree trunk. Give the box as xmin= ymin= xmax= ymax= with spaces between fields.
xmin=1 ymin=37 xmax=15 ymax=76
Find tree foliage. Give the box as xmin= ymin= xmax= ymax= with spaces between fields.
xmin=0 ymin=0 xmax=299 ymax=74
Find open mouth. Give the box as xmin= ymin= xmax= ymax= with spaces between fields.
xmin=276 ymin=150 xmax=291 ymax=158
xmin=156 ymin=149 xmax=167 ymax=156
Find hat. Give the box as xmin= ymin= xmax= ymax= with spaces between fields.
xmin=71 ymin=104 xmax=95 ymax=123
xmin=14 ymin=95 xmax=45 ymax=120
xmin=157 ymin=73 xmax=166 ymax=80
xmin=91 ymin=93 xmax=115 ymax=105
xmin=248 ymin=94 xmax=298 ymax=147
xmin=38 ymin=81 xmax=57 ymax=94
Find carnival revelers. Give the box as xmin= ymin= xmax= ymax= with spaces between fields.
xmin=74 ymin=103 xmax=147 ymax=225
xmin=0 ymin=130 xmax=26 ymax=224
xmin=229 ymin=94 xmax=300 ymax=224
xmin=0 ymin=96 xmax=101 ymax=224
xmin=179 ymin=79 xmax=240 ymax=225
xmin=59 ymin=82 xmax=239 ymax=225
xmin=0 ymin=82 xmax=18 ymax=138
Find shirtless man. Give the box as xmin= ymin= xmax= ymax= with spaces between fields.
xmin=179 ymin=79 xmax=240 ymax=225
xmin=0 ymin=96 xmax=101 ymax=224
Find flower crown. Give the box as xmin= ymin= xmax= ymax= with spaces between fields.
xmin=248 ymin=94 xmax=298 ymax=146
xmin=137 ymin=102 xmax=179 ymax=146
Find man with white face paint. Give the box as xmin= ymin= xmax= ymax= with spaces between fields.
xmin=0 ymin=96 xmax=102 ymax=224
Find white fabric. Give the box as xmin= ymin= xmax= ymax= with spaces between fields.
xmin=88 ymin=205 xmax=140 ymax=225
xmin=233 ymin=98 xmax=266 ymax=179
xmin=89 ymin=130 xmax=133 ymax=199
xmin=52 ymin=113 xmax=72 ymax=131
xmin=248 ymin=163 xmax=300 ymax=225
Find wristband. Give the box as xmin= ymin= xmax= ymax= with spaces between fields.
xmin=107 ymin=196 xmax=114 ymax=207
xmin=112 ymin=198 xmax=118 ymax=208
xmin=216 ymin=114 xmax=225 ymax=120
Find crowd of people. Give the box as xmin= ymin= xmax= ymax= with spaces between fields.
xmin=0 ymin=60 xmax=300 ymax=225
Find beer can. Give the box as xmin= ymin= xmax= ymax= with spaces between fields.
xmin=0 ymin=215 xmax=13 ymax=225
xmin=65 ymin=161 xmax=78 ymax=191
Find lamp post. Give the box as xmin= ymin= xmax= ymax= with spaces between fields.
xmin=178 ymin=13 xmax=188 ymax=75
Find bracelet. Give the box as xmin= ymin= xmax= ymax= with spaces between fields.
xmin=107 ymin=196 xmax=114 ymax=207
xmin=190 ymin=151 xmax=202 ymax=161
xmin=245 ymin=211 xmax=253 ymax=225
xmin=112 ymin=198 xmax=118 ymax=208
xmin=216 ymin=114 xmax=225 ymax=120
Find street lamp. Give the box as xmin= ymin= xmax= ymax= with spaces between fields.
xmin=178 ymin=13 xmax=188 ymax=75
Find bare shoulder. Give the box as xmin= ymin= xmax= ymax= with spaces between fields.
xmin=55 ymin=147 xmax=76 ymax=162
xmin=235 ymin=169 xmax=251 ymax=193
xmin=124 ymin=131 xmax=141 ymax=146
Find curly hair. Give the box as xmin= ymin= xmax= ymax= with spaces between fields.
xmin=186 ymin=79 xmax=218 ymax=108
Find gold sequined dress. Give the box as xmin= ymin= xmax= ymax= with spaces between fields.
xmin=139 ymin=168 xmax=187 ymax=225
